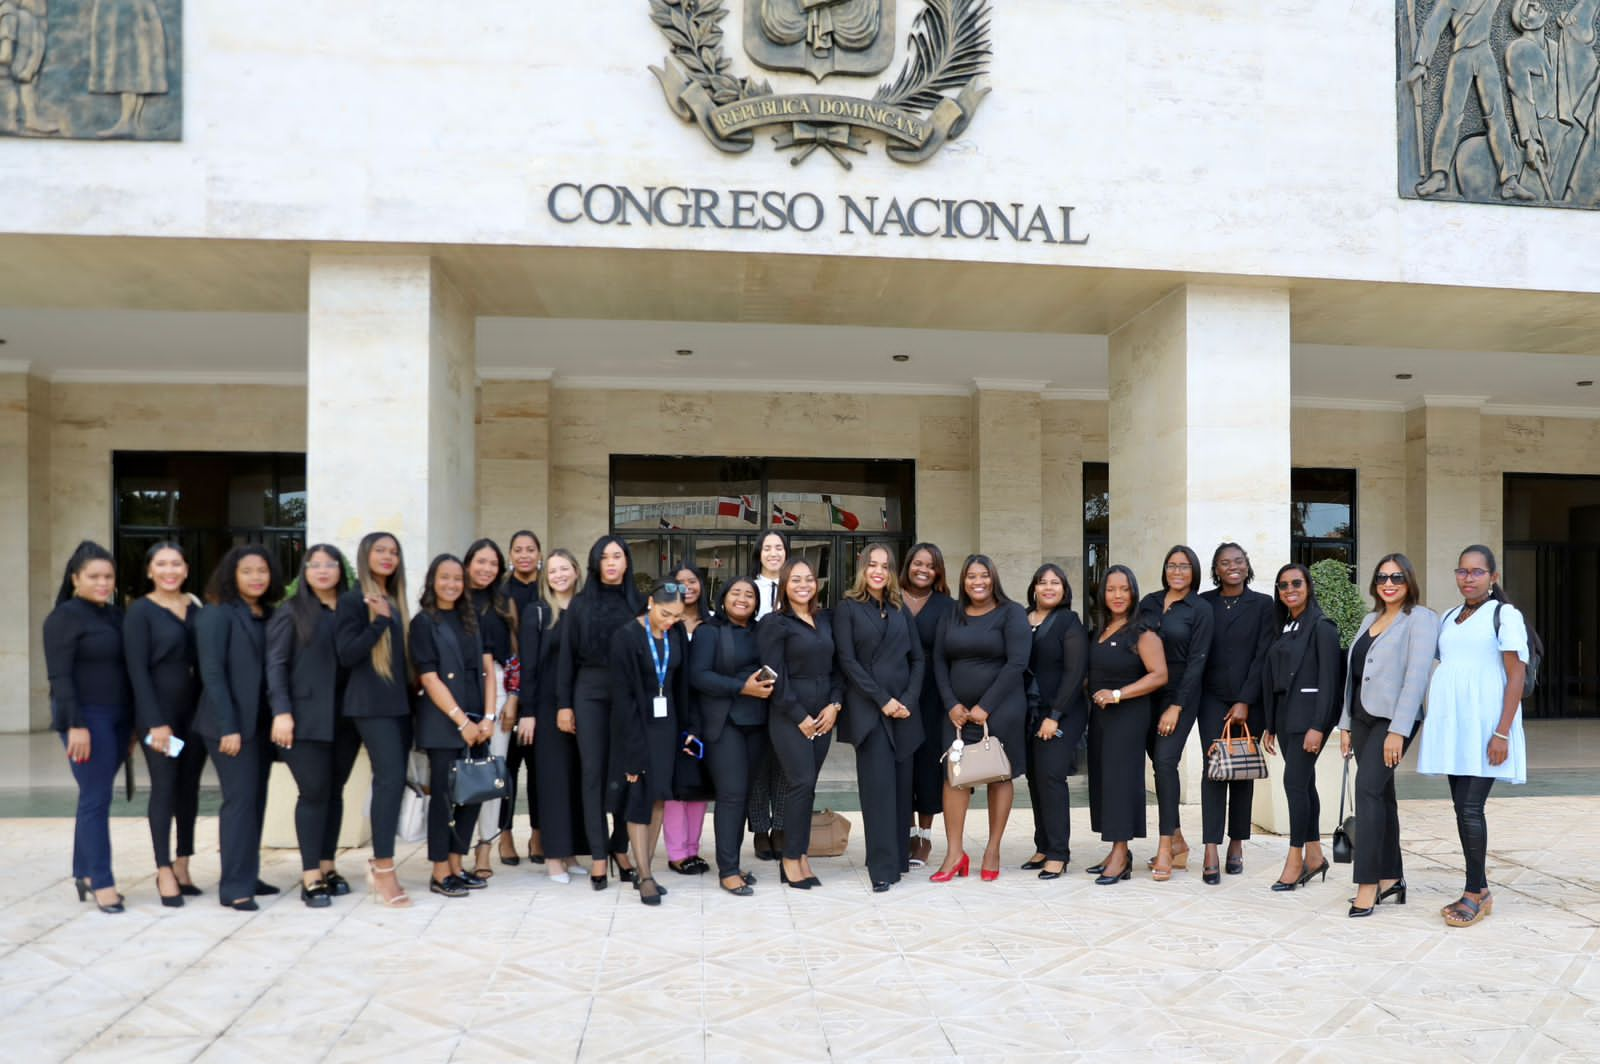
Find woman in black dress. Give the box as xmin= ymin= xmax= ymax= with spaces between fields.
xmin=900 ymin=543 xmax=955 ymax=867
xmin=1261 ymin=562 xmax=1341 ymax=892
xmin=522 ymin=547 xmax=585 ymax=884
xmin=747 ymin=530 xmax=791 ymax=860
xmin=1021 ymin=564 xmax=1088 ymax=880
xmin=930 ymin=554 xmax=1031 ymax=883
xmin=557 ymin=536 xmax=646 ymax=888
xmin=1138 ymin=544 xmax=1214 ymax=881
xmin=464 ymin=538 xmax=519 ymax=879
xmin=1196 ymin=543 xmax=1274 ymax=884
xmin=501 ymin=529 xmax=543 ymax=865
xmin=689 ymin=577 xmax=773 ymax=896
xmin=611 ymin=586 xmax=692 ymax=906
xmin=266 ymin=544 xmax=360 ymax=907
xmin=410 ymin=554 xmax=497 ymax=899
xmin=836 ymin=544 xmax=925 ymax=893
xmin=123 ymin=541 xmax=205 ymax=905
xmin=1086 ymin=564 xmax=1168 ymax=885
xmin=758 ymin=557 xmax=843 ymax=891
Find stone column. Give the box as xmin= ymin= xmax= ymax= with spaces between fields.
xmin=0 ymin=368 xmax=51 ymax=732
xmin=1406 ymin=397 xmax=1486 ymax=608
xmin=1108 ymin=285 xmax=1295 ymax=822
xmin=971 ymin=382 xmax=1044 ymax=592
xmin=477 ymin=376 xmax=551 ymax=544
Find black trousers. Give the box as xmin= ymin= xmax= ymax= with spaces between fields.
xmin=1147 ymin=696 xmax=1199 ymax=837
xmin=205 ymin=727 xmax=272 ymax=902
xmin=854 ymin=727 xmax=914 ymax=884
xmin=280 ymin=721 xmax=362 ymax=872
xmin=142 ymin=721 xmax=206 ymax=867
xmin=1026 ymin=728 xmax=1074 ymax=862
xmin=504 ymin=732 xmax=539 ymax=833
xmin=706 ymin=721 xmax=767 ymax=878
xmin=1448 ymin=774 xmax=1496 ymax=893
xmin=425 ymin=747 xmax=484 ymax=863
xmin=1349 ymin=708 xmax=1412 ymax=884
xmin=911 ymin=699 xmax=947 ymax=817
xmin=573 ymin=669 xmax=627 ymax=861
xmin=1198 ymin=696 xmax=1254 ymax=846
xmin=1278 ymin=733 xmax=1323 ymax=848
xmin=353 ymin=715 xmax=411 ymax=861
xmin=746 ymin=737 xmax=789 ymax=834
xmin=769 ymin=718 xmax=830 ymax=859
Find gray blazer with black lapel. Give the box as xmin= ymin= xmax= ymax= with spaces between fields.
xmin=1338 ymin=606 xmax=1439 ymax=737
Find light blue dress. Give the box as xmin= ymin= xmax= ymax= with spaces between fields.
xmin=1416 ymin=602 xmax=1529 ymax=784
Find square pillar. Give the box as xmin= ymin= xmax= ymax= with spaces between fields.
xmin=1109 ymin=286 xmax=1295 ymax=823
xmin=306 ymin=254 xmax=477 ymax=568
xmin=972 ymin=382 xmax=1044 ymax=591
xmin=0 ymin=369 xmax=51 ymax=732
xmin=477 ymin=376 xmax=551 ymax=544
xmin=1406 ymin=398 xmax=1486 ymax=607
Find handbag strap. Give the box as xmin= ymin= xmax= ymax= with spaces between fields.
xmin=1337 ymin=757 xmax=1351 ymax=822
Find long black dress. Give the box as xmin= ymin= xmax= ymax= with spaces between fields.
xmin=1087 ymin=623 xmax=1152 ymax=844
xmin=523 ymin=601 xmax=586 ymax=861
xmin=609 ymin=619 xmax=691 ymax=825
xmin=908 ymin=593 xmax=958 ymax=814
xmin=933 ymin=602 xmax=1031 ymax=778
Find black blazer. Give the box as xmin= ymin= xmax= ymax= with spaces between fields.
xmin=123 ymin=596 xmax=201 ymax=736
xmin=688 ymin=617 xmax=765 ymax=742
xmin=265 ymin=605 xmax=343 ymax=743
xmin=1261 ymin=607 xmax=1342 ymax=737
xmin=334 ymin=588 xmax=410 ymax=718
xmin=1199 ymin=588 xmax=1274 ymax=730
xmin=410 ymin=610 xmax=488 ymax=751
xmin=1027 ymin=609 xmax=1088 ymax=728
xmin=757 ymin=610 xmax=845 ymax=726
xmin=194 ymin=600 xmax=269 ymax=740
xmin=833 ymin=597 xmax=925 ymax=757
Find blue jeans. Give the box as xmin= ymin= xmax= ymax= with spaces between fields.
xmin=60 ymin=704 xmax=132 ymax=890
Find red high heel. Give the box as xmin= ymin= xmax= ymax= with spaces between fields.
xmin=931 ymin=854 xmax=970 ymax=882
xmin=980 ymin=865 xmax=1000 ymax=882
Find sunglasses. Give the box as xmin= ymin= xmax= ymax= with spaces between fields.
xmin=660 ymin=582 xmax=687 ymax=593
xmin=1276 ymin=578 xmax=1305 ymax=591
xmin=1374 ymin=572 xmax=1408 ymax=586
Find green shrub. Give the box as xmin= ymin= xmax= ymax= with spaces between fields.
xmin=1310 ymin=558 xmax=1365 ymax=649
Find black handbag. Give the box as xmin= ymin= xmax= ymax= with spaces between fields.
xmin=1331 ymin=757 xmax=1355 ymax=864
xmin=449 ymin=753 xmax=509 ymax=807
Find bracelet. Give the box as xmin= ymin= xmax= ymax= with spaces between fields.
xmin=1113 ymin=689 xmax=1122 ymax=703
xmin=1493 ymin=731 xmax=1510 ymax=741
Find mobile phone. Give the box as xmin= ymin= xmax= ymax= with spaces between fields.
xmin=681 ymin=733 xmax=705 ymax=760
xmin=144 ymin=733 xmax=185 ymax=758
xmin=756 ymin=665 xmax=778 ymax=683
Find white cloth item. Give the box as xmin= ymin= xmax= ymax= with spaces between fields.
xmin=755 ymin=575 xmax=779 ymax=620
xmin=475 ymin=663 xmax=514 ymax=843
xmin=1416 ymin=603 xmax=1529 ymax=784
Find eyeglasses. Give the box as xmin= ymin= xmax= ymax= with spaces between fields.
xmin=1276 ymin=578 xmax=1305 ymax=591
xmin=1374 ymin=572 xmax=1408 ymax=586
xmin=1454 ymin=568 xmax=1489 ymax=580
xmin=1164 ymin=563 xmax=1193 ymax=572
xmin=660 ymin=582 xmax=687 ymax=593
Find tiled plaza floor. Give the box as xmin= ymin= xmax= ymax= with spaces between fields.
xmin=4 ymin=794 xmax=1600 ymax=1063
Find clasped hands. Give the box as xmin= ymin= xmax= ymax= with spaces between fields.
xmin=800 ymin=703 xmax=840 ymax=740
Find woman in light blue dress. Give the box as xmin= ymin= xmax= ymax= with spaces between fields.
xmin=1416 ymin=545 xmax=1530 ymax=929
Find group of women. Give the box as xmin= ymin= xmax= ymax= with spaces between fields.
xmin=44 ymin=524 xmax=1529 ymax=927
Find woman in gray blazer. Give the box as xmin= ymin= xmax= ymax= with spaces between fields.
xmin=1338 ymin=553 xmax=1437 ymax=917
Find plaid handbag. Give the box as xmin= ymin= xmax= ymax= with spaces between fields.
xmin=1206 ymin=720 xmax=1269 ymax=782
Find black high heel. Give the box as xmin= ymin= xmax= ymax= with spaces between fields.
xmin=1348 ymin=903 xmax=1375 ymax=918
xmin=177 ymin=882 xmax=203 ymax=897
xmin=637 ymin=876 xmax=662 ymax=906
xmin=1380 ymin=879 xmax=1407 ymax=905
xmin=1021 ymin=855 xmax=1047 ymax=871
xmin=74 ymin=878 xmax=90 ymax=902
xmin=1225 ymin=854 xmax=1244 ymax=876
xmin=1094 ymin=859 xmax=1131 ymax=886
xmin=780 ymin=864 xmax=811 ymax=890
xmin=610 ymin=854 xmax=638 ymax=885
xmin=1296 ymin=860 xmax=1329 ymax=886
xmin=1202 ymin=865 xmax=1221 ymax=886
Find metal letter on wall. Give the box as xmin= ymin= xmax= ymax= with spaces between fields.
xmin=0 ymin=0 xmax=181 ymax=140
xmin=1398 ymin=0 xmax=1600 ymax=208
xmin=651 ymin=0 xmax=990 ymax=169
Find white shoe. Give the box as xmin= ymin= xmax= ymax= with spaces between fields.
xmin=548 ymin=870 xmax=571 ymax=885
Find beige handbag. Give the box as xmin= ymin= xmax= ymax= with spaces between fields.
xmin=809 ymin=809 xmax=852 ymax=857
xmin=941 ymin=722 xmax=1012 ymax=790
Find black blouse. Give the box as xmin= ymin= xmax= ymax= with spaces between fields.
xmin=504 ymin=576 xmax=543 ymax=617
xmin=43 ymin=597 xmax=130 ymax=730
xmin=471 ymin=588 xmax=514 ymax=665
xmin=1136 ymin=590 xmax=1214 ymax=712
xmin=1027 ymin=609 xmax=1089 ymax=725
xmin=123 ymin=596 xmax=201 ymax=734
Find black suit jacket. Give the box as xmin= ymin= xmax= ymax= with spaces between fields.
xmin=410 ymin=610 xmax=487 ymax=751
xmin=833 ymin=597 xmax=925 ymax=758
xmin=687 ymin=618 xmax=765 ymax=742
xmin=334 ymin=588 xmax=409 ymax=718
xmin=1261 ymin=607 xmax=1342 ymax=737
xmin=123 ymin=596 xmax=201 ymax=735
xmin=195 ymin=600 xmax=269 ymax=740
xmin=265 ymin=605 xmax=343 ymax=743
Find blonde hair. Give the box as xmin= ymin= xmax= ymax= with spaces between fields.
xmin=843 ymin=542 xmax=903 ymax=608
xmin=540 ymin=548 xmax=582 ymax=628
xmin=356 ymin=532 xmax=410 ymax=683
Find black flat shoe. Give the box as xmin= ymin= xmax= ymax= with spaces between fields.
xmin=668 ymin=858 xmax=707 ymax=875
xmin=1021 ymin=855 xmax=1046 ymax=871
xmin=740 ymin=871 xmax=758 ymax=885
xmin=1225 ymin=855 xmax=1244 ymax=876
xmin=458 ymin=870 xmax=488 ymax=890
xmin=1203 ymin=866 xmax=1221 ymax=886
xmin=159 ymin=890 xmax=184 ymax=908
xmin=872 ymin=881 xmax=891 ymax=893
xmin=253 ymin=879 xmax=280 ymax=896
xmin=225 ymin=897 xmax=258 ymax=912
xmin=752 ymin=831 xmax=774 ymax=861
xmin=177 ymin=882 xmax=203 ymax=897
xmin=301 ymin=882 xmax=332 ymax=908
xmin=430 ymin=876 xmax=468 ymax=898
xmin=323 ymin=871 xmax=351 ymax=897
xmin=1348 ymin=904 xmax=1375 ymax=918
xmin=1094 ymin=863 xmax=1131 ymax=886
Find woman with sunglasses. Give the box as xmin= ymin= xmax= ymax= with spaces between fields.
xmin=1416 ymin=545 xmax=1530 ymax=928
xmin=1261 ymin=563 xmax=1341 ymax=892
xmin=1337 ymin=553 xmax=1436 ymax=917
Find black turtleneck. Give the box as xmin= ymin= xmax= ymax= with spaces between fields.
xmin=557 ymin=581 xmax=642 ymax=705
xmin=43 ymin=596 xmax=130 ymax=730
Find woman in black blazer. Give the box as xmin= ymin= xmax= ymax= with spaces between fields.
xmin=1261 ymin=562 xmax=1342 ymax=892
xmin=523 ymin=547 xmax=585 ymax=884
xmin=501 ymin=529 xmax=543 ymax=865
xmin=124 ymin=541 xmax=205 ymax=906
xmin=1196 ymin=543 xmax=1274 ymax=884
xmin=266 ymin=544 xmax=358 ymax=908
xmin=196 ymin=545 xmax=284 ymax=912
xmin=836 ymin=544 xmax=925 ymax=893
xmin=411 ymin=554 xmax=497 ymax=899
xmin=688 ymin=577 xmax=772 ymax=896
xmin=334 ymin=531 xmax=413 ymax=908
xmin=1021 ymin=564 xmax=1088 ymax=880
xmin=931 ymin=554 xmax=1031 ymax=883
xmin=900 ymin=543 xmax=956 ymax=867
xmin=757 ymin=558 xmax=844 ymax=891
xmin=43 ymin=541 xmax=131 ymax=913
xmin=611 ymin=586 xmax=692 ymax=906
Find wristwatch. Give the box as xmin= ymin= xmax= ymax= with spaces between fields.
xmin=1113 ymin=689 xmax=1122 ymax=703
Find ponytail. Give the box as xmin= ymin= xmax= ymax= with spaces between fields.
xmin=1459 ymin=544 xmax=1510 ymax=605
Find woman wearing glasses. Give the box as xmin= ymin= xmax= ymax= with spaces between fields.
xmin=1137 ymin=545 xmax=1214 ymax=881
xmin=1261 ymin=562 xmax=1341 ymax=892
xmin=1337 ymin=553 xmax=1436 ymax=917
xmin=1416 ymin=545 xmax=1530 ymax=928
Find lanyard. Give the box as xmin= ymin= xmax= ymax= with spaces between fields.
xmin=646 ymin=628 xmax=670 ymax=696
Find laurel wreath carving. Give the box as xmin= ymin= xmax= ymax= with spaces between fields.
xmin=649 ymin=0 xmax=772 ymax=103
xmin=874 ymin=0 xmax=992 ymax=112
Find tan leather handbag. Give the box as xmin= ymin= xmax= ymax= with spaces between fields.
xmin=809 ymin=809 xmax=852 ymax=857
xmin=941 ymin=722 xmax=1012 ymax=790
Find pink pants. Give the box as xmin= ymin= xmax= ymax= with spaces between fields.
xmin=662 ymin=801 xmax=707 ymax=861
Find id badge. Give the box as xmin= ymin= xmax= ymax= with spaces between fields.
xmin=652 ymin=695 xmax=668 ymax=719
